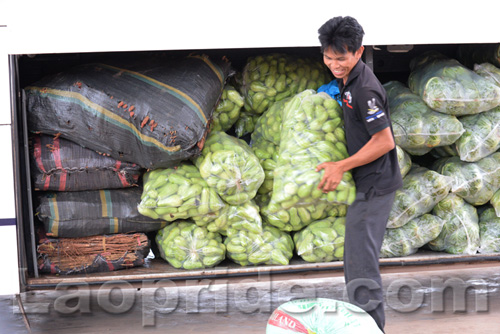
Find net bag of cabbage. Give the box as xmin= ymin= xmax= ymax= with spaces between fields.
xmin=408 ymin=51 xmax=500 ymax=116
xmin=383 ymin=80 xmax=464 ymax=156
xmin=266 ymin=298 xmax=382 ymax=334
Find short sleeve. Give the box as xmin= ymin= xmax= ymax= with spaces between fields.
xmin=355 ymin=89 xmax=390 ymax=135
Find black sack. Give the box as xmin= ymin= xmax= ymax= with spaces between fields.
xmin=36 ymin=188 xmax=168 ymax=238
xmin=30 ymin=134 xmax=142 ymax=191
xmin=25 ymin=55 xmax=232 ymax=169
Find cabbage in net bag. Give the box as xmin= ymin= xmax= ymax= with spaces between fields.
xmin=408 ymin=51 xmax=500 ymax=116
xmin=266 ymin=298 xmax=382 ymax=334
xmin=433 ymin=153 xmax=500 ymax=206
xmin=384 ymin=81 xmax=464 ymax=156
xmin=193 ymin=131 xmax=264 ymax=205
xmin=453 ymin=106 xmax=500 ymax=162
xmin=380 ymin=214 xmax=445 ymax=258
xmin=429 ymin=194 xmax=480 ymax=255
xmin=267 ymin=90 xmax=356 ymax=216
xmin=387 ymin=166 xmax=452 ymax=228
xmin=474 ymin=62 xmax=500 ymax=88
xmin=396 ymin=145 xmax=412 ymax=178
xmin=492 ymin=189 xmax=500 ymax=217
xmin=478 ymin=207 xmax=500 ymax=253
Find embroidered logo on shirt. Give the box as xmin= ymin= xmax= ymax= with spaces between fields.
xmin=343 ymin=91 xmax=353 ymax=109
xmin=366 ymin=98 xmax=385 ymax=122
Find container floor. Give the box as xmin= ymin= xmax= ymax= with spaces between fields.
xmin=4 ymin=261 xmax=500 ymax=333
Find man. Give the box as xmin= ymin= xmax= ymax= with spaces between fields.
xmin=315 ymin=16 xmax=403 ymax=332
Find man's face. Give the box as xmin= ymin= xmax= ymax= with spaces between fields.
xmin=323 ymin=46 xmax=364 ymax=83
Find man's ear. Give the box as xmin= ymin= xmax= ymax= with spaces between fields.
xmin=355 ymin=46 xmax=365 ymax=60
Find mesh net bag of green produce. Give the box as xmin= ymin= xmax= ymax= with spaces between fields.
xmin=252 ymin=137 xmax=278 ymax=196
xmin=492 ymin=189 xmax=500 ymax=217
xmin=251 ymin=98 xmax=288 ymax=146
xmin=384 ymin=81 xmax=464 ymax=156
xmin=453 ymin=106 xmax=500 ymax=162
xmin=262 ymin=201 xmax=333 ymax=232
xmin=268 ymin=90 xmax=356 ymax=215
xmin=474 ymin=63 xmax=500 ymax=88
xmin=430 ymin=145 xmax=459 ymax=159
xmin=408 ymin=51 xmax=500 ymax=116
xmin=266 ymin=298 xmax=383 ymax=334
xmin=211 ymin=85 xmax=244 ymax=132
xmin=396 ymin=145 xmax=412 ymax=178
xmin=225 ymin=225 xmax=294 ymax=266
xmin=293 ymin=216 xmax=346 ymax=262
xmin=234 ymin=111 xmax=260 ymax=138
xmin=241 ymin=53 xmax=331 ymax=115
xmin=380 ymin=214 xmax=445 ymax=258
xmin=138 ymin=163 xmax=225 ymax=221
xmin=155 ymin=220 xmax=225 ymax=269
xmin=193 ymin=131 xmax=264 ymax=205
xmin=205 ymin=200 xmax=263 ymax=236
xmin=387 ymin=166 xmax=452 ymax=228
xmin=478 ymin=207 xmax=500 ymax=253
xmin=250 ymin=99 xmax=287 ymax=199
xmin=429 ymin=194 xmax=479 ymax=255
xmin=433 ymin=153 xmax=500 ymax=206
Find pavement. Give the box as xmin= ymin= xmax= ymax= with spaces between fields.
xmin=2 ymin=261 xmax=500 ymax=333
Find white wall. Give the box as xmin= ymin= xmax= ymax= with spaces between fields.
xmin=0 ymin=126 xmax=19 ymax=296
xmin=3 ymin=0 xmax=500 ymax=55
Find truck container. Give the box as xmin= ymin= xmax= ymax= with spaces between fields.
xmin=2 ymin=0 xmax=500 ymax=295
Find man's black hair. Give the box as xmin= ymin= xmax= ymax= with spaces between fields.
xmin=318 ymin=16 xmax=365 ymax=54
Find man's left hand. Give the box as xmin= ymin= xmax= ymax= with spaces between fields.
xmin=316 ymin=161 xmax=345 ymax=193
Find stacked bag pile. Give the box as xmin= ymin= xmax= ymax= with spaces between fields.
xmin=381 ymin=48 xmax=500 ymax=258
xmin=27 ymin=45 xmax=500 ymax=274
xmin=27 ymin=54 xmax=233 ymax=274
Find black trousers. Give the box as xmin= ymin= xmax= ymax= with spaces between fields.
xmin=343 ymin=187 xmax=396 ymax=332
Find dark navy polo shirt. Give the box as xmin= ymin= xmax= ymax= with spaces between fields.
xmin=337 ymin=60 xmax=403 ymax=195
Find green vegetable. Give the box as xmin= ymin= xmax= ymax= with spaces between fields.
xmin=381 ymin=214 xmax=444 ymax=258
xmin=211 ymin=85 xmax=244 ymax=132
xmin=388 ymin=166 xmax=452 ymax=228
xmin=241 ymin=54 xmax=331 ymax=115
xmin=491 ymin=189 xmax=500 ymax=217
xmin=293 ymin=216 xmax=346 ymax=262
xmin=194 ymin=131 xmax=264 ymax=205
xmin=384 ymin=81 xmax=464 ymax=155
xmin=138 ymin=163 xmax=225 ymax=222
xmin=261 ymin=201 xmax=332 ymax=232
xmin=433 ymin=152 xmax=500 ymax=206
xmin=429 ymin=194 xmax=479 ymax=255
xmin=205 ymin=200 xmax=263 ymax=236
xmin=453 ymin=106 xmax=500 ymax=162
xmin=155 ymin=221 xmax=225 ymax=269
xmin=408 ymin=51 xmax=500 ymax=115
xmin=268 ymin=90 xmax=356 ymax=214
xmin=396 ymin=145 xmax=412 ymax=178
xmin=478 ymin=207 xmax=500 ymax=253
xmin=474 ymin=62 xmax=500 ymax=88
xmin=224 ymin=225 xmax=294 ymax=266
